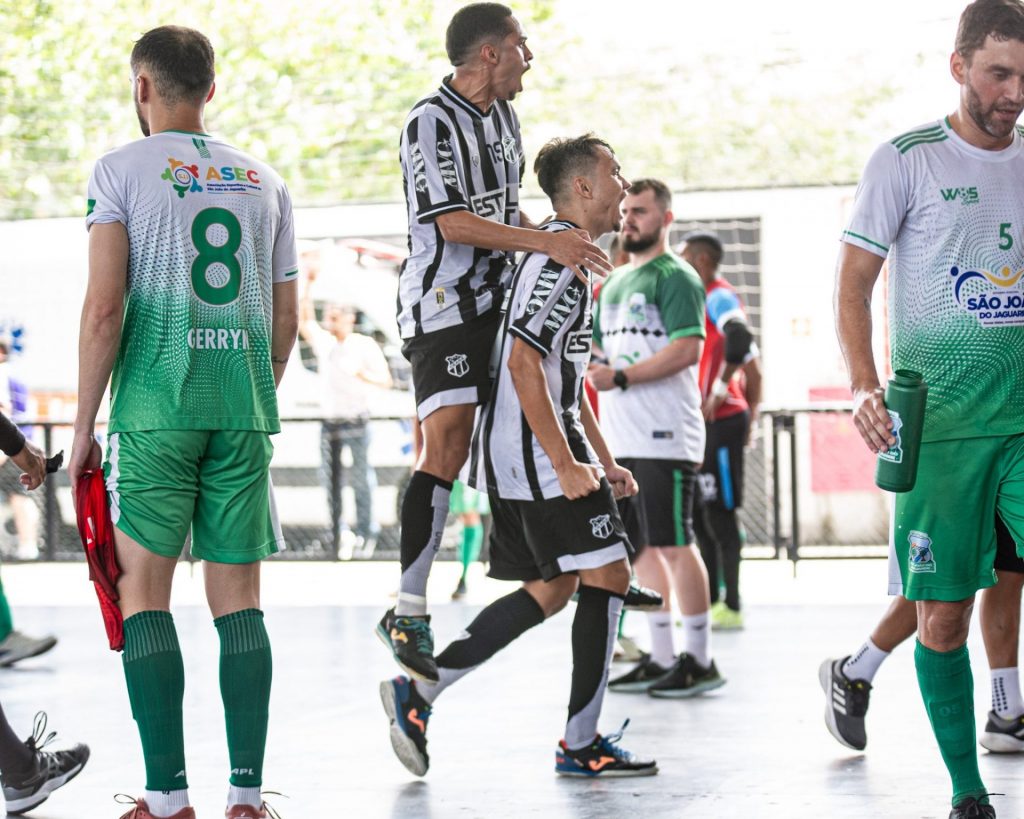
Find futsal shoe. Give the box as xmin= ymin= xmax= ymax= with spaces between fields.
xmin=949 ymin=796 xmax=996 ymax=818
xmin=380 ymin=675 xmax=432 ymax=776
xmin=376 ymin=608 xmax=439 ymax=683
xmin=613 ymin=635 xmax=644 ymax=664
xmin=555 ymin=721 xmax=657 ymax=778
xmin=226 ymin=795 xmax=283 ymax=818
xmin=608 ymin=654 xmax=672 ymax=693
xmin=647 ymin=653 xmax=726 ymax=698
xmin=980 ymin=710 xmax=1024 ymax=753
xmin=1 ymin=712 xmax=89 ymax=815
xmin=818 ymin=656 xmax=871 ymax=751
xmin=622 ymin=583 xmax=663 ymax=612
xmin=710 ymin=601 xmax=744 ymax=631
xmin=116 ymin=798 xmax=196 ymax=819
xmin=0 ymin=631 xmax=57 ymax=667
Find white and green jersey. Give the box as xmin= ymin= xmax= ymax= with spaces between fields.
xmin=842 ymin=117 xmax=1024 ymax=442
xmin=594 ymin=253 xmax=706 ymax=461
xmin=86 ymin=130 xmax=298 ymax=434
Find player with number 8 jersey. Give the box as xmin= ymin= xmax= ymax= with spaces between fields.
xmin=72 ymin=26 xmax=297 ymax=819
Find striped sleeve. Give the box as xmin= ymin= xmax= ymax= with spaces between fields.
xmin=509 ymin=257 xmax=584 ymax=356
xmin=402 ymin=109 xmax=468 ymax=223
xmin=841 ymin=142 xmax=908 ymax=258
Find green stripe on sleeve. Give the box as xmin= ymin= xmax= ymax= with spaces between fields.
xmin=842 ymin=230 xmax=889 ymax=253
xmin=673 ymin=469 xmax=685 ymax=545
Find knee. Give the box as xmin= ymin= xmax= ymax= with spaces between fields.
xmin=918 ymin=599 xmax=973 ymax=651
xmin=524 ymin=575 xmax=577 ymax=618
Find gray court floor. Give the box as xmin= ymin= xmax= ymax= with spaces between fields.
xmin=0 ymin=560 xmax=1019 ymax=818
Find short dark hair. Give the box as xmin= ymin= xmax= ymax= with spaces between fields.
xmin=682 ymin=232 xmax=724 ymax=267
xmin=131 ymin=26 xmax=215 ymax=106
xmin=533 ymin=133 xmax=614 ymax=208
xmin=956 ymin=0 xmax=1024 ymax=62
xmin=446 ymin=3 xmax=514 ymax=66
xmin=627 ymin=178 xmax=672 ymax=212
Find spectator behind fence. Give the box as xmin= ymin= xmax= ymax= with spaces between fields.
xmin=299 ymin=248 xmax=393 ymax=559
xmin=0 ymin=341 xmax=41 ymax=561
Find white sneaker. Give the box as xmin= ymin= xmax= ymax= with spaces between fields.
xmin=0 ymin=631 xmax=57 ymax=667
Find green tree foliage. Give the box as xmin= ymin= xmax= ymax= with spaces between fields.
xmin=1 ymin=0 xmax=916 ymax=220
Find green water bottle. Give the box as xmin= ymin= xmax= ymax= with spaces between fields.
xmin=874 ymin=369 xmax=928 ymax=493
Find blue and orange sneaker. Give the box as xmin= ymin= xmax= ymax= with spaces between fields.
xmin=379 ymin=676 xmax=432 ymax=776
xmin=555 ymin=721 xmax=657 ymax=778
xmin=376 ymin=608 xmax=439 ymax=683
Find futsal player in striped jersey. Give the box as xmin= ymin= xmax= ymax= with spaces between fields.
xmin=381 ymin=134 xmax=657 ymax=779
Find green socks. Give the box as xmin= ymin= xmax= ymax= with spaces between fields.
xmin=0 ymin=577 xmax=13 ymax=642
xmin=122 ymin=611 xmax=187 ymax=791
xmin=216 ymin=608 xmax=272 ymax=788
xmin=457 ymin=523 xmax=483 ymax=581
xmin=915 ymin=640 xmax=987 ymax=807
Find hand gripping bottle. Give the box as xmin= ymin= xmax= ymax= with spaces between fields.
xmin=874 ymin=370 xmax=928 ymax=493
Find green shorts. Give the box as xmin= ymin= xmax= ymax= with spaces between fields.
xmin=890 ymin=433 xmax=1024 ymax=602
xmin=450 ymin=480 xmax=489 ymax=516
xmin=105 ymin=429 xmax=281 ymax=564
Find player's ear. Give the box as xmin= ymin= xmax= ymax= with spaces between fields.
xmin=573 ymin=176 xmax=592 ymax=199
xmin=481 ymin=41 xmax=499 ymax=65
xmin=663 ymin=208 xmax=674 ymax=228
xmin=950 ymin=50 xmax=967 ymax=85
xmin=206 ymin=81 xmax=216 ymax=104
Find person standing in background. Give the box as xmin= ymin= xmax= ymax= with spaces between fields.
xmin=299 ymin=251 xmax=392 ymax=558
xmin=680 ymin=233 xmax=761 ymax=631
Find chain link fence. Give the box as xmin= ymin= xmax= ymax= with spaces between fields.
xmin=1 ymin=408 xmax=891 ymax=565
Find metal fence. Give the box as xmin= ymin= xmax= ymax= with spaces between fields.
xmin=1 ymin=407 xmax=890 ymax=565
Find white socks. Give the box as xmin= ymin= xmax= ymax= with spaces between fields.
xmin=646 ymin=612 xmax=675 ymax=668
xmin=842 ymin=638 xmax=890 ymax=683
xmin=681 ymin=611 xmax=711 ymax=668
xmin=227 ymin=785 xmax=263 ymax=810
xmin=991 ymin=667 xmax=1024 ymax=718
xmin=144 ymin=789 xmax=190 ymax=817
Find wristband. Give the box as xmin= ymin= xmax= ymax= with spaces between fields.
xmin=711 ymin=379 xmax=730 ymax=399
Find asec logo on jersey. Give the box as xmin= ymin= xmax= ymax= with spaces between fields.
xmin=160 ymin=157 xmax=262 ymax=199
xmin=950 ymin=265 xmax=1024 ymax=327
xmin=446 ymin=354 xmax=470 ymax=378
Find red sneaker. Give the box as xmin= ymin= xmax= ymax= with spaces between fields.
xmin=117 ymin=796 xmax=196 ymax=819
xmin=226 ymin=800 xmax=281 ymax=818
xmin=225 ymin=807 xmax=264 ymax=819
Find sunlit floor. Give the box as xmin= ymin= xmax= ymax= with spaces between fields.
xmin=0 ymin=558 xmax=1019 ymax=819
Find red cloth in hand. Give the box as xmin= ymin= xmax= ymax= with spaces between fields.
xmin=74 ymin=468 xmax=124 ymax=651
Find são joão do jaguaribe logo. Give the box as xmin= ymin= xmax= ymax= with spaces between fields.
xmin=950 ymin=264 xmax=1024 ymax=327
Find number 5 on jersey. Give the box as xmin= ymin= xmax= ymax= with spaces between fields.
xmin=191 ymin=207 xmax=242 ymax=305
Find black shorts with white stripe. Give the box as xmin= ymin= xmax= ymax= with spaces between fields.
xmin=401 ymin=309 xmax=502 ymax=421
xmin=487 ymin=479 xmax=633 ymax=582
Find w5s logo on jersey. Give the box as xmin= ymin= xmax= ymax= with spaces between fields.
xmin=472 ymin=189 xmax=506 ymax=219
xmin=940 ymin=186 xmax=979 ymax=205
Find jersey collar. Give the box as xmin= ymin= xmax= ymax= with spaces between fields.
xmin=440 ymin=76 xmax=489 ymax=119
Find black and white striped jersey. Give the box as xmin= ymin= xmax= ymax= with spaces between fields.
xmin=470 ymin=221 xmax=601 ymax=501
xmin=397 ymin=76 xmax=525 ymax=339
